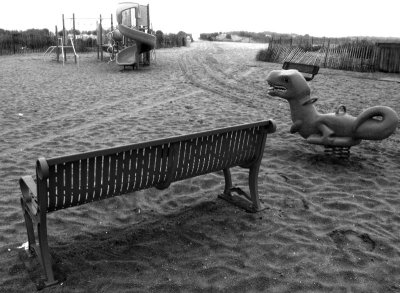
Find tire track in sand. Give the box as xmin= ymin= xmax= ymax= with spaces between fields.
xmin=178 ymin=42 xmax=270 ymax=110
xmin=0 ymin=90 xmax=203 ymax=158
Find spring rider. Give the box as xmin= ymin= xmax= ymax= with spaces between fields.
xmin=266 ymin=69 xmax=399 ymax=158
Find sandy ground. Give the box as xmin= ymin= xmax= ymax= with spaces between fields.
xmin=0 ymin=41 xmax=399 ymax=292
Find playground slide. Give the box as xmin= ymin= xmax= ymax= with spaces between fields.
xmin=115 ymin=2 xmax=156 ymax=66
xmin=116 ymin=44 xmax=137 ymax=66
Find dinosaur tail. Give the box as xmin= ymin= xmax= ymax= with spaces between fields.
xmin=353 ymin=106 xmax=399 ymax=140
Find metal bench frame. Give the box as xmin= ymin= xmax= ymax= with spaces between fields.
xmin=282 ymin=61 xmax=320 ymax=81
xmin=19 ymin=120 xmax=276 ymax=288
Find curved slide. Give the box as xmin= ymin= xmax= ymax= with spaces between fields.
xmin=115 ymin=2 xmax=156 ymax=67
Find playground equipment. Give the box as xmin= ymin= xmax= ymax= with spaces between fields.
xmin=43 ymin=37 xmax=79 ymax=65
xmin=266 ymin=69 xmax=399 ymax=157
xmin=106 ymin=2 xmax=156 ymax=70
xmin=43 ymin=13 xmax=102 ymax=65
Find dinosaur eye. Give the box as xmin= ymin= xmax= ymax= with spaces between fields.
xmin=283 ymin=77 xmax=289 ymax=83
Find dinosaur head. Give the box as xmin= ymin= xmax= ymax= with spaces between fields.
xmin=267 ymin=69 xmax=311 ymax=102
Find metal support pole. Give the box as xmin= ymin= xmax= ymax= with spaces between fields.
xmin=100 ymin=14 xmax=103 ymax=61
xmin=62 ymin=14 xmax=66 ymax=62
xmin=73 ymin=13 xmax=77 ymax=64
xmin=55 ymin=25 xmax=59 ymax=62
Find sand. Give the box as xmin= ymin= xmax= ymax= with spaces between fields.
xmin=0 ymin=41 xmax=399 ymax=292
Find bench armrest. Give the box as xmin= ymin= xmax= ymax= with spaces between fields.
xmin=19 ymin=175 xmax=39 ymax=216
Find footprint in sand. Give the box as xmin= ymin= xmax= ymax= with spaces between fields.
xmin=328 ymin=229 xmax=376 ymax=251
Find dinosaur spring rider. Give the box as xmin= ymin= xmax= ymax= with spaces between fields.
xmin=266 ymin=69 xmax=399 ymax=157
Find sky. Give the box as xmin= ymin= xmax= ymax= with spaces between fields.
xmin=0 ymin=0 xmax=399 ymax=39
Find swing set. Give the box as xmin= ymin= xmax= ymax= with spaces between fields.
xmin=43 ymin=13 xmax=114 ymax=65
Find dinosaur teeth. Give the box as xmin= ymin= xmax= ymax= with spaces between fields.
xmin=271 ymin=86 xmax=286 ymax=92
xmin=268 ymin=82 xmax=286 ymax=92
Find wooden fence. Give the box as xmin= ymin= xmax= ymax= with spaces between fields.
xmin=264 ymin=40 xmax=400 ymax=73
xmin=375 ymin=43 xmax=400 ymax=73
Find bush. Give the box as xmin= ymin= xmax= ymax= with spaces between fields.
xmin=0 ymin=28 xmax=56 ymax=54
xmin=199 ymin=33 xmax=218 ymax=41
xmin=255 ymin=48 xmax=273 ymax=62
xmin=155 ymin=30 xmax=188 ymax=48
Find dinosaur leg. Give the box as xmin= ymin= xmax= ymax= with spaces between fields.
xmin=306 ymin=124 xmax=335 ymax=145
xmin=307 ymin=124 xmax=361 ymax=147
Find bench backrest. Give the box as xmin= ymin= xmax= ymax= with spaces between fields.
xmin=282 ymin=61 xmax=319 ymax=81
xmin=35 ymin=120 xmax=276 ymax=212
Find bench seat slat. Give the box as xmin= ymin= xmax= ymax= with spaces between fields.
xmin=158 ymin=144 xmax=168 ymax=186
xmin=192 ymin=138 xmax=202 ymax=177
xmin=175 ymin=142 xmax=185 ymax=181
xmin=121 ymin=150 xmax=131 ymax=194
xmin=87 ymin=157 xmax=95 ymax=203
xmin=101 ymin=155 xmax=110 ymax=199
xmin=212 ymin=134 xmax=223 ymax=171
xmin=144 ymin=147 xmax=155 ymax=188
xmin=227 ymin=131 xmax=237 ymax=168
xmin=64 ymin=163 xmax=73 ymax=207
xmin=81 ymin=158 xmax=88 ymax=204
xmin=148 ymin=146 xmax=158 ymax=188
xmin=182 ymin=141 xmax=192 ymax=179
xmin=238 ymin=130 xmax=248 ymax=163
xmin=198 ymin=136 xmax=209 ymax=175
xmin=142 ymin=147 xmax=152 ymax=189
xmin=48 ymin=165 xmax=57 ymax=211
xmin=184 ymin=140 xmax=193 ymax=177
xmin=94 ymin=156 xmax=103 ymax=201
xmin=140 ymin=149 xmax=149 ymax=189
xmin=197 ymin=137 xmax=207 ymax=176
xmin=222 ymin=132 xmax=232 ymax=169
xmin=156 ymin=145 xmax=167 ymax=186
xmin=204 ymin=135 xmax=213 ymax=173
xmin=133 ymin=149 xmax=143 ymax=191
xmin=211 ymin=134 xmax=222 ymax=172
xmin=106 ymin=154 xmax=117 ymax=197
xmin=239 ymin=129 xmax=249 ymax=163
xmin=153 ymin=145 xmax=162 ymax=186
xmin=55 ymin=164 xmax=65 ymax=210
xmin=246 ymin=128 xmax=257 ymax=162
xmin=191 ymin=138 xmax=200 ymax=178
xmin=244 ymin=129 xmax=254 ymax=161
xmin=232 ymin=130 xmax=242 ymax=166
xmin=115 ymin=152 xmax=124 ymax=195
xmin=72 ymin=161 xmax=80 ymax=206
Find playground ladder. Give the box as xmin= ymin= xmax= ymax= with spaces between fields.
xmin=69 ymin=37 xmax=79 ymax=66
xmin=59 ymin=38 xmax=65 ymax=66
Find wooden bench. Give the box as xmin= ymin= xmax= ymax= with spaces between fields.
xmin=282 ymin=61 xmax=320 ymax=81
xmin=19 ymin=120 xmax=276 ymax=288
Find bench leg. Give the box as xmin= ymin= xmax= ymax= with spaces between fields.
xmin=248 ymin=164 xmax=263 ymax=211
xmin=223 ymin=168 xmax=233 ymax=194
xmin=22 ymin=201 xmax=36 ymax=248
xmin=218 ymin=167 xmax=265 ymax=213
xmin=37 ymin=221 xmax=58 ymax=289
xmin=21 ymin=200 xmax=58 ymax=289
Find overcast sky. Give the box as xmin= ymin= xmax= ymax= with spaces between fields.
xmin=0 ymin=0 xmax=398 ymax=39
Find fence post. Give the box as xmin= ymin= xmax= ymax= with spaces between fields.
xmin=323 ymin=39 xmax=330 ymax=68
xmin=12 ymin=33 xmax=16 ymax=54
